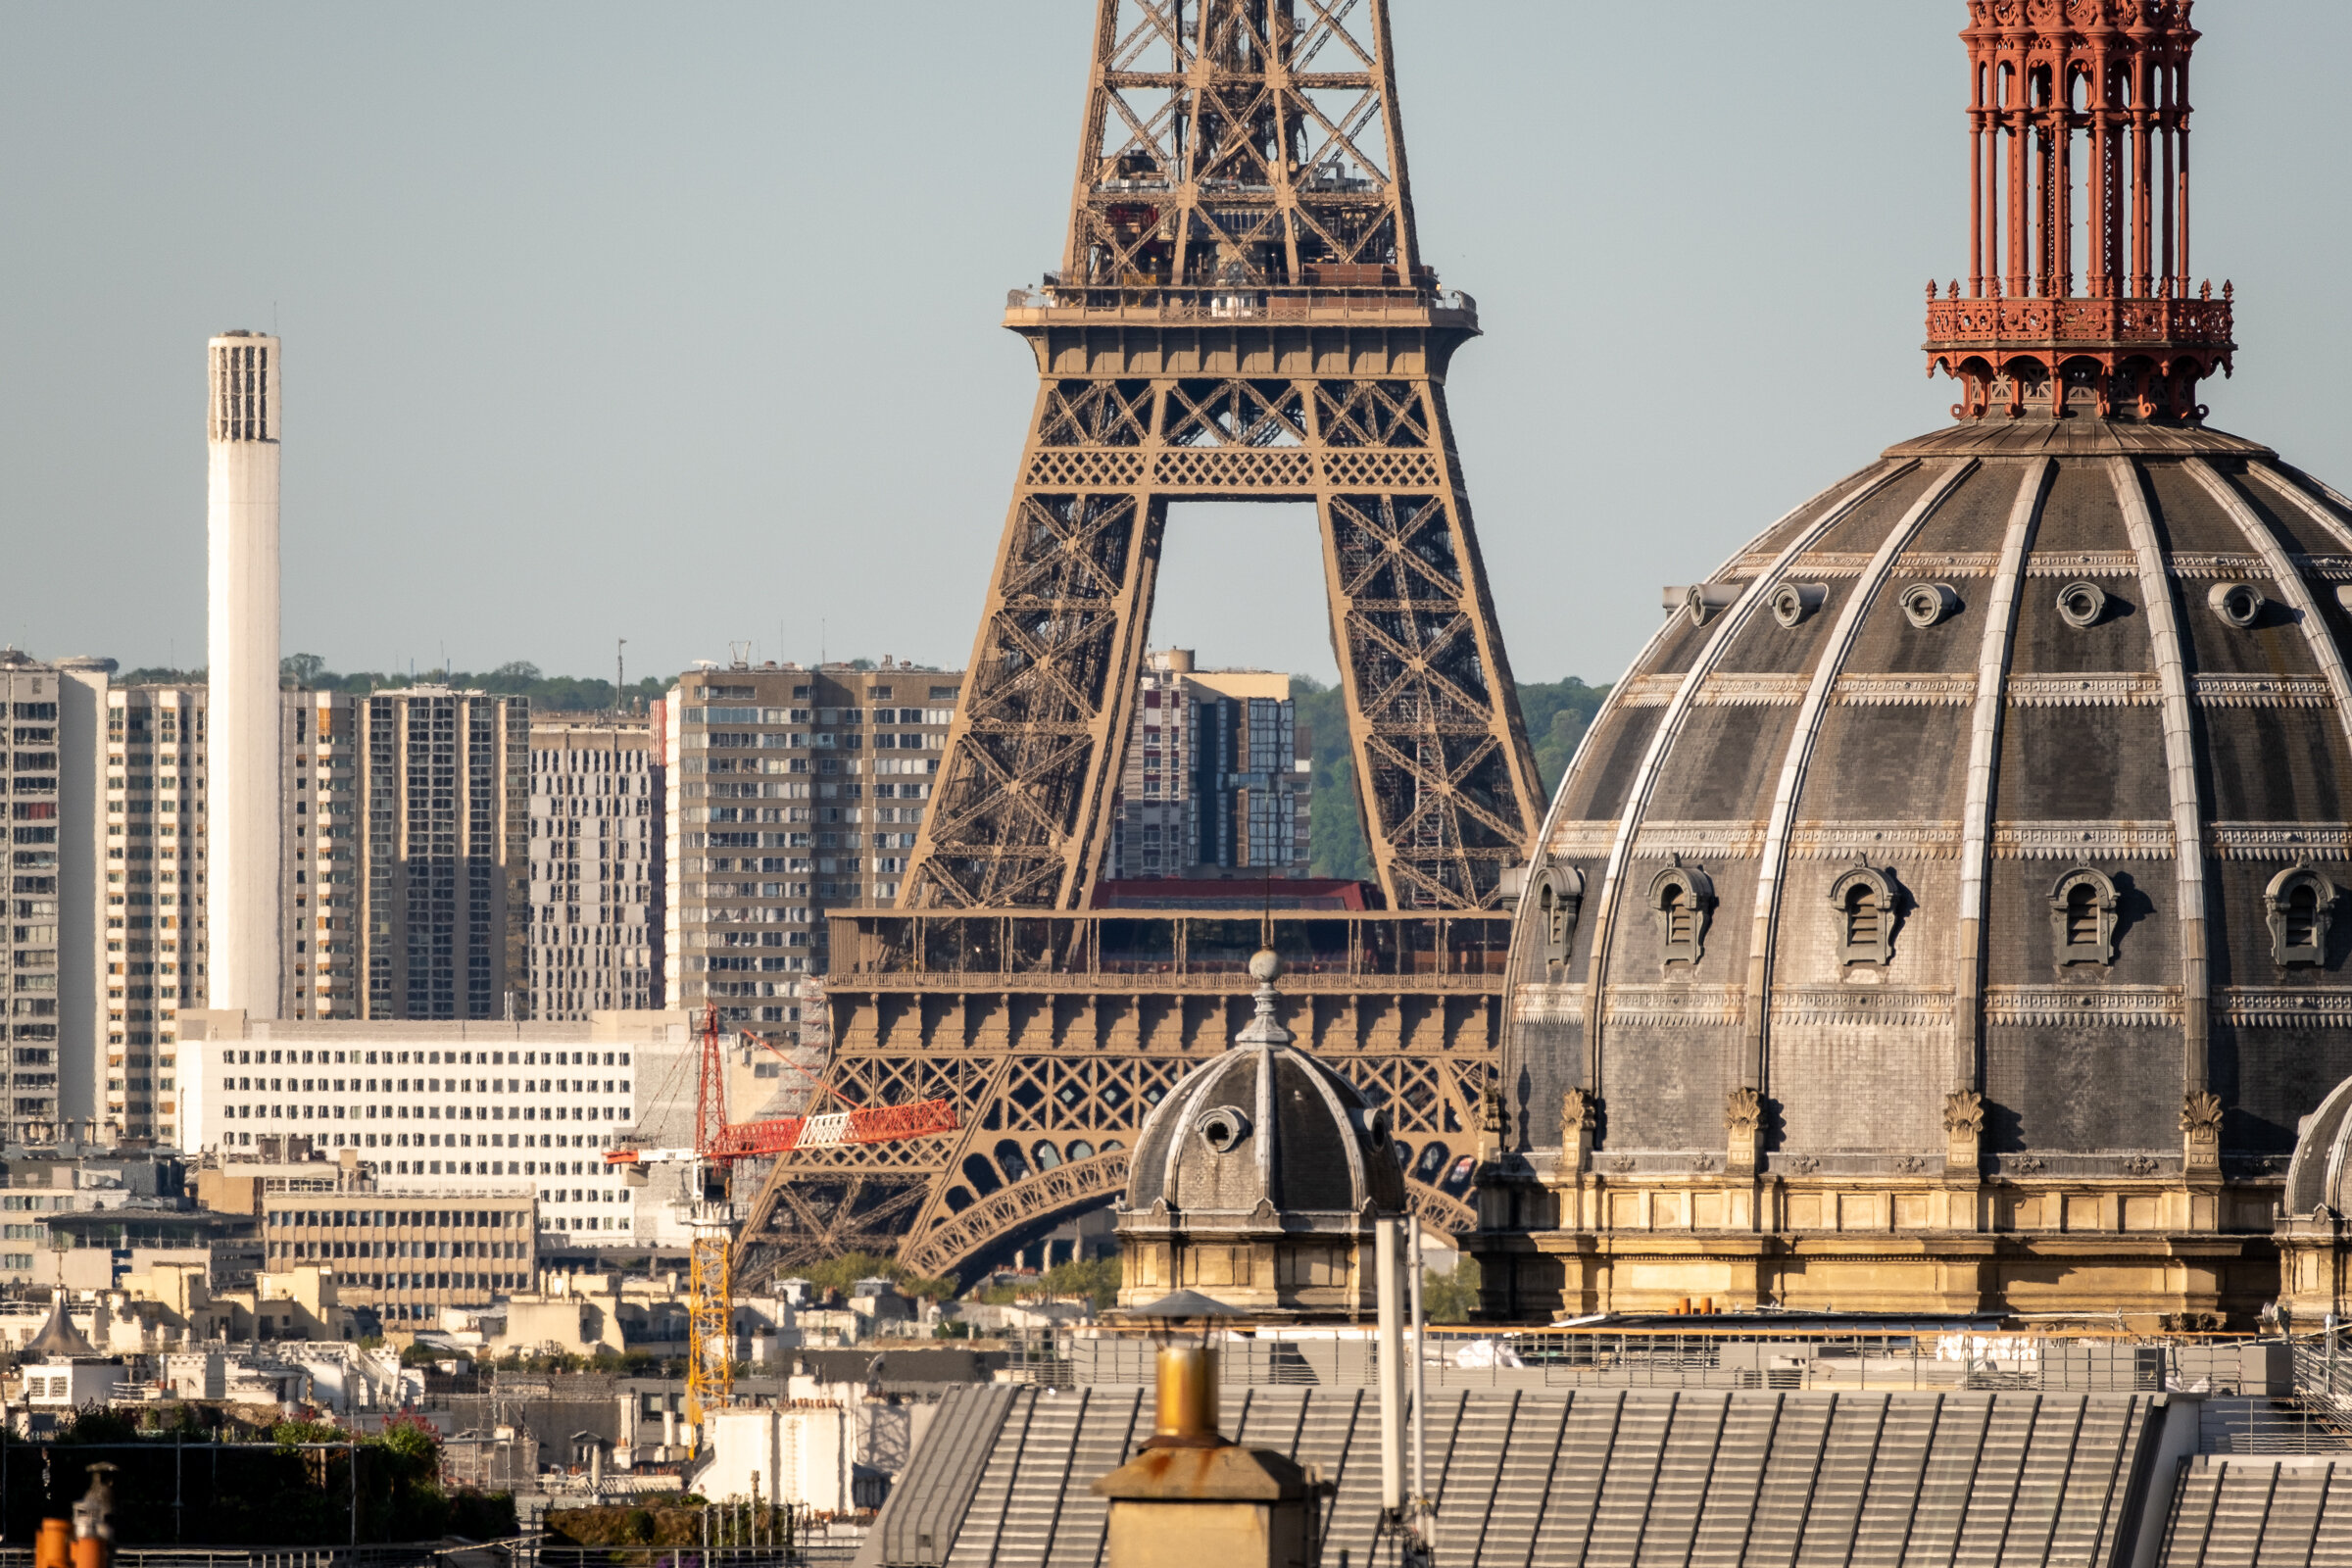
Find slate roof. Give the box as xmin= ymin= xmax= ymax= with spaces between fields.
xmin=858 ymin=1383 xmax=2178 ymax=1568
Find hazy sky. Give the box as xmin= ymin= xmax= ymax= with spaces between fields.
xmin=6 ymin=3 xmax=2351 ymax=688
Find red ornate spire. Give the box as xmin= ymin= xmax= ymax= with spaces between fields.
xmin=1926 ymin=0 xmax=2233 ymax=421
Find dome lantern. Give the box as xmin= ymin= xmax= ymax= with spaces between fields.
xmin=1927 ymin=1 xmax=2234 ymax=422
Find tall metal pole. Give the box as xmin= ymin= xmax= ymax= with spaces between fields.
xmin=1375 ymin=1217 xmax=1404 ymax=1518
xmin=1408 ymin=1221 xmax=1429 ymax=1552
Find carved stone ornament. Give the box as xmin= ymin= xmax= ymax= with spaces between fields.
xmin=1942 ymin=1088 xmax=1985 ymax=1176
xmin=1649 ymin=856 xmax=1717 ymax=968
xmin=2263 ymin=859 xmax=2338 ymax=968
xmin=2181 ymin=1089 xmax=2225 ymax=1174
xmin=1555 ymin=1089 xmax=1597 ymax=1175
xmin=1725 ymin=1086 xmax=1764 ymax=1178
xmin=1475 ymin=1075 xmax=1506 ymax=1163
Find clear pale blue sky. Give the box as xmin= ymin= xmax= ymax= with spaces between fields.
xmin=5 ymin=3 xmax=2350 ymax=688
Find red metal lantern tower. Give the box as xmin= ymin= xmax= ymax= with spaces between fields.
xmin=1925 ymin=0 xmax=2234 ymax=421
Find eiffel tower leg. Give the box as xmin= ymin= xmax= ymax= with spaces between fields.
xmin=1311 ymin=376 xmax=1544 ymax=908
xmin=907 ymin=374 xmax=1164 ymax=909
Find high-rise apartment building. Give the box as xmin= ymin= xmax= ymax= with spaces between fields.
xmin=104 ymin=683 xmax=529 ymax=1151
xmin=262 ymin=687 xmax=528 ymax=1025
xmin=104 ymin=681 xmax=206 ymax=1145
xmin=664 ymin=661 xmax=959 ymax=1026
xmin=279 ymin=689 xmax=353 ymax=1022
xmin=1106 ymin=651 xmax=1311 ymax=882
xmin=348 ymin=689 xmax=528 ymax=1022
xmin=528 ymin=712 xmax=662 ymax=1019
xmin=6 ymin=652 xmax=110 ymax=1147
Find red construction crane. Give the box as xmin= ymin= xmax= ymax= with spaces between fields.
xmin=605 ymin=1004 xmax=956 ymax=1432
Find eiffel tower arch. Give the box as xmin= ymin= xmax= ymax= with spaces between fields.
xmin=735 ymin=0 xmax=1540 ymax=1288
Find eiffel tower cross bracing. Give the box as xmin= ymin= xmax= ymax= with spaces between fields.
xmin=730 ymin=0 xmax=1535 ymax=1291
xmin=901 ymin=0 xmax=1544 ymax=912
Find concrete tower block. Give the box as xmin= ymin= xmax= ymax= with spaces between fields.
xmin=206 ymin=332 xmax=281 ymax=1029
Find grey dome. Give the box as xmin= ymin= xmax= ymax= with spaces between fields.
xmin=1507 ymin=416 xmax=2352 ymax=1177
xmin=1125 ymin=979 xmax=1405 ymax=1222
xmin=25 ymin=1296 xmax=96 ymax=1359
xmin=2284 ymin=1074 xmax=2352 ymax=1217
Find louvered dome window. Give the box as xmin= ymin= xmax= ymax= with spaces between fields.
xmin=1648 ymin=859 xmax=1715 ymax=967
xmin=2049 ymin=867 xmax=2121 ymax=967
xmin=2065 ymin=886 xmax=2101 ymax=946
xmin=2265 ymin=862 xmax=2338 ymax=968
xmin=1536 ymin=864 xmax=1585 ymax=969
xmin=1829 ymin=864 xmax=1901 ymax=966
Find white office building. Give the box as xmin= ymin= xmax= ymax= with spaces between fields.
xmin=179 ymin=1010 xmax=696 ymax=1246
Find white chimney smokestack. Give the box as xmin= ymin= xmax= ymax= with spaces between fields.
xmin=206 ymin=331 xmax=282 ymax=1023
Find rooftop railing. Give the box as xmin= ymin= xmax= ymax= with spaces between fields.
xmin=1004 ymin=282 xmax=1478 ymax=328
xmin=826 ymin=910 xmax=1512 ymax=986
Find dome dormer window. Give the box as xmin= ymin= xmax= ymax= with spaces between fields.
xmin=1536 ymin=864 xmax=1585 ymax=968
xmin=2049 ymin=867 xmax=2121 ymax=966
xmin=1649 ymin=859 xmax=1715 ymax=967
xmin=2265 ymin=862 xmax=2338 ymax=968
xmin=1197 ymin=1105 xmax=1250 ymax=1153
xmin=1829 ymin=864 xmax=1902 ymax=966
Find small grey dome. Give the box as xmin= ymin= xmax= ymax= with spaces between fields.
xmin=2284 ymin=1073 xmax=2352 ymax=1217
xmin=1124 ymin=977 xmax=1404 ymax=1221
xmin=24 ymin=1296 xmax=96 ymax=1359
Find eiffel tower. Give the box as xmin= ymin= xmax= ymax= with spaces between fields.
xmin=734 ymin=0 xmax=1538 ymax=1287
xmin=902 ymin=0 xmax=1543 ymax=912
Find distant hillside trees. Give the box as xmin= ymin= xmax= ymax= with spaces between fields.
xmin=1291 ymin=673 xmax=1611 ymax=884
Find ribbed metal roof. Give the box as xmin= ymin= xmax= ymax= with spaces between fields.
xmin=862 ymin=1383 xmax=2172 ymax=1567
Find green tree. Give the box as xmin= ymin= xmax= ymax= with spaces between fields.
xmin=1421 ymin=1255 xmax=1483 ymax=1324
xmin=280 ymin=652 xmax=327 ymax=687
xmin=1294 ymin=673 xmax=1610 ymax=882
xmin=971 ymin=1254 xmax=1121 ymax=1310
xmin=1516 ymin=677 xmax=1612 ymax=798
xmin=1291 ymin=675 xmax=1372 ymax=882
xmin=798 ymin=1250 xmax=957 ymax=1302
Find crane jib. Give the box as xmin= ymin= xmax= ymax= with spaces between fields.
xmin=692 ymin=1098 xmax=960 ymax=1161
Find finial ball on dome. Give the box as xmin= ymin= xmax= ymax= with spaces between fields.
xmin=1249 ymin=947 xmax=1283 ymax=983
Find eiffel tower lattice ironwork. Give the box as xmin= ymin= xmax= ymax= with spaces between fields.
xmin=901 ymin=0 xmax=1544 ymax=913
xmin=731 ymin=0 xmax=1535 ymax=1292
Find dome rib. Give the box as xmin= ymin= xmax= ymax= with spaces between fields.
xmin=1953 ymin=458 xmax=2056 ymax=1088
xmin=2112 ymin=455 xmax=2213 ymax=1087
xmin=1572 ymin=459 xmax=1918 ymax=1094
xmin=2208 ymin=465 xmax=2352 ymax=738
xmin=1740 ymin=459 xmax=1978 ymax=1086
